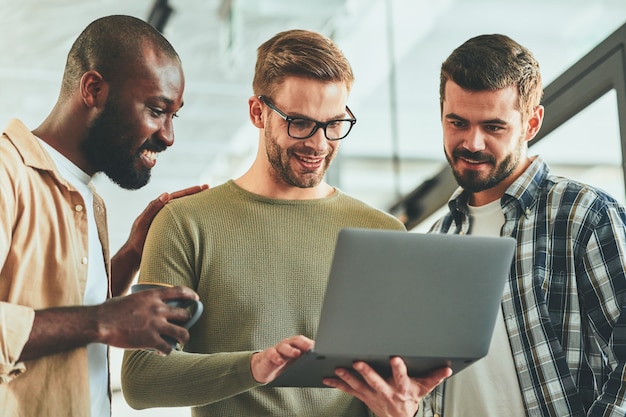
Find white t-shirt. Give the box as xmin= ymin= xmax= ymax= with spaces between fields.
xmin=39 ymin=140 xmax=110 ymax=417
xmin=443 ymin=199 xmax=525 ymax=416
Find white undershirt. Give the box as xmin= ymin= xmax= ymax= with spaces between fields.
xmin=443 ymin=199 xmax=525 ymax=416
xmin=39 ymin=140 xmax=110 ymax=417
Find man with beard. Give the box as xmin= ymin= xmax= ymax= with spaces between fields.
xmin=121 ymin=29 xmax=450 ymax=417
xmin=420 ymin=34 xmax=626 ymax=416
xmin=0 ymin=15 xmax=204 ymax=417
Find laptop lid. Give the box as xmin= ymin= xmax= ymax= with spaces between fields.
xmin=269 ymin=228 xmax=515 ymax=387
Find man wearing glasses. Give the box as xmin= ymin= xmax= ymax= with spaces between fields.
xmin=121 ymin=29 xmax=450 ymax=416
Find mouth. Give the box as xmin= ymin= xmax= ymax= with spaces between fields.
xmin=295 ymin=153 xmax=325 ymax=170
xmin=459 ymin=156 xmax=489 ymax=165
xmin=453 ymin=150 xmax=493 ymax=169
xmin=140 ymin=149 xmax=159 ymax=168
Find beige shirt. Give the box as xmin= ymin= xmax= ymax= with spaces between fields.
xmin=0 ymin=119 xmax=111 ymax=416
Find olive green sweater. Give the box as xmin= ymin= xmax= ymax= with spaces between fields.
xmin=122 ymin=180 xmax=405 ymax=416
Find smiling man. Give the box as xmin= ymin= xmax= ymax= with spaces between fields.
xmin=0 ymin=15 xmax=204 ymax=417
xmin=422 ymin=34 xmax=626 ymax=417
xmin=121 ymin=29 xmax=450 ymax=417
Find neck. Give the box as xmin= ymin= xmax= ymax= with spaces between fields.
xmin=234 ymin=169 xmax=334 ymax=200
xmin=32 ymin=100 xmax=94 ymax=175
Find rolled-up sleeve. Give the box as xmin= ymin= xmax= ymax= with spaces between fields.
xmin=0 ymin=302 xmax=34 ymax=383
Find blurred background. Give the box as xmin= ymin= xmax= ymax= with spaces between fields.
xmin=2 ymin=0 xmax=626 ymax=415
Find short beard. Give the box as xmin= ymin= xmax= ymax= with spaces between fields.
xmin=446 ymin=147 xmax=519 ymax=193
xmin=80 ymin=99 xmax=163 ymax=190
xmin=264 ymin=125 xmax=332 ymax=189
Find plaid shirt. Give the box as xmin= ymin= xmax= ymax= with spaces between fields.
xmin=420 ymin=156 xmax=626 ymax=417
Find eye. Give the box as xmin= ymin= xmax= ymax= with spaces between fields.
xmin=450 ymin=120 xmax=466 ymax=128
xmin=485 ymin=125 xmax=503 ymax=132
xmin=290 ymin=118 xmax=314 ymax=130
xmin=149 ymin=106 xmax=179 ymax=120
xmin=148 ymin=107 xmax=165 ymax=117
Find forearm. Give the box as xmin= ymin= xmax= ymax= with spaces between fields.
xmin=18 ymin=305 xmax=100 ymax=361
xmin=110 ymin=241 xmax=141 ymax=296
xmin=121 ymin=349 xmax=262 ymax=409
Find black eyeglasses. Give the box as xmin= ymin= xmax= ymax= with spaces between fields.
xmin=258 ymin=95 xmax=357 ymax=141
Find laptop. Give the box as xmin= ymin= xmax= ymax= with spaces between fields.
xmin=269 ymin=228 xmax=516 ymax=388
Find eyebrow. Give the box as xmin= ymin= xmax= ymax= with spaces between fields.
xmin=295 ymin=109 xmax=350 ymax=121
xmin=444 ymin=113 xmax=508 ymax=125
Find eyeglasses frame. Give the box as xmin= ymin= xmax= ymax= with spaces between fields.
xmin=258 ymin=95 xmax=357 ymax=141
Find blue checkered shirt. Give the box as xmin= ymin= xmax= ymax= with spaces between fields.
xmin=420 ymin=156 xmax=626 ymax=417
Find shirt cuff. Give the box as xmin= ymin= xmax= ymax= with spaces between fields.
xmin=0 ymin=302 xmax=35 ymax=383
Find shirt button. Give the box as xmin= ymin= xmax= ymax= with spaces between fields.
xmin=75 ymin=204 xmax=83 ymax=212
xmin=81 ymin=257 xmax=88 ymax=265
xmin=525 ymin=208 xmax=531 ymax=216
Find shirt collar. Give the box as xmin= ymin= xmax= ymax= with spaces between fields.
xmin=2 ymin=118 xmax=88 ymax=192
xmin=447 ymin=155 xmax=550 ymax=219
xmin=3 ymin=118 xmax=57 ymax=172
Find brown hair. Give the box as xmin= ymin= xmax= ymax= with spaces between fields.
xmin=440 ymin=34 xmax=543 ymax=121
xmin=252 ymin=29 xmax=354 ymax=98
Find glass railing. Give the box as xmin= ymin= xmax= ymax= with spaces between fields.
xmin=389 ymin=21 xmax=626 ymax=230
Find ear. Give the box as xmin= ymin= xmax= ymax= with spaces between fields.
xmin=249 ymin=96 xmax=265 ymax=129
xmin=525 ymin=105 xmax=544 ymax=142
xmin=79 ymin=70 xmax=108 ymax=108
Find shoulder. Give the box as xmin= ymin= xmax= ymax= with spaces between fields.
xmin=541 ymin=174 xmax=626 ymax=230
xmin=151 ymin=182 xmax=242 ymax=228
xmin=0 ymin=130 xmax=32 ymax=197
xmin=164 ymin=181 xmax=236 ymax=210
xmin=544 ymin=174 xmax=624 ymax=210
xmin=0 ymin=132 xmax=23 ymax=170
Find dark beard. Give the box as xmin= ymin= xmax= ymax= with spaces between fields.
xmin=447 ymin=148 xmax=518 ymax=193
xmin=80 ymin=99 xmax=165 ymax=190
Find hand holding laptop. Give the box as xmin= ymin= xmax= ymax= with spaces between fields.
xmin=324 ymin=357 xmax=451 ymax=417
xmin=250 ymin=335 xmax=315 ymax=383
xmin=253 ymin=335 xmax=451 ymax=416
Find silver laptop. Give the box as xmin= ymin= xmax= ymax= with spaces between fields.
xmin=269 ymin=228 xmax=516 ymax=388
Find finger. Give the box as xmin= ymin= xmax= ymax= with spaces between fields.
xmin=134 ymin=186 xmax=208 ymax=231
xmin=420 ymin=366 xmax=453 ymax=383
xmin=286 ymin=335 xmax=315 ymax=351
xmin=153 ymin=339 xmax=174 ymax=356
xmin=275 ymin=341 xmax=307 ymax=360
xmin=169 ymin=184 xmax=208 ymax=200
xmin=161 ymin=321 xmax=191 ymax=345
xmin=323 ymin=367 xmax=369 ymax=401
xmin=135 ymin=193 xmax=170 ymax=225
xmin=390 ymin=356 xmax=411 ymax=395
xmin=322 ymin=375 xmax=351 ymax=391
xmin=164 ymin=303 xmax=194 ymax=324
xmin=141 ymin=330 xmax=176 ymax=356
xmin=161 ymin=286 xmax=200 ymax=301
xmin=351 ymin=361 xmax=386 ymax=391
xmin=413 ymin=366 xmax=453 ymax=396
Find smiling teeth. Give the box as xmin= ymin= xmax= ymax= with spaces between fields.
xmin=142 ymin=149 xmax=158 ymax=162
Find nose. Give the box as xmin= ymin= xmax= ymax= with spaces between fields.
xmin=301 ymin=126 xmax=329 ymax=153
xmin=463 ymin=126 xmax=486 ymax=153
xmin=155 ymin=117 xmax=175 ymax=147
